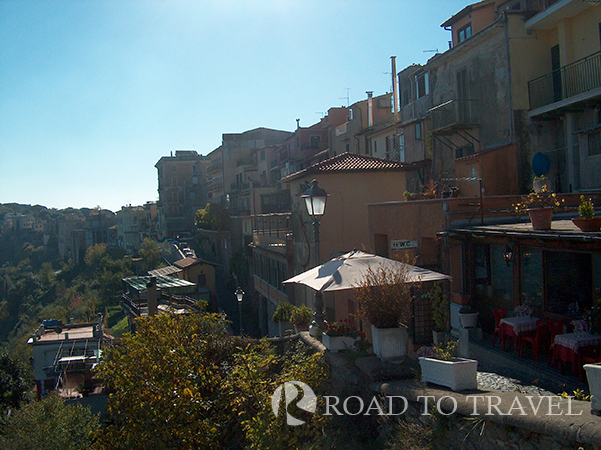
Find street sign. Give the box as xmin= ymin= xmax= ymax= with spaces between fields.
xmin=391 ymin=239 xmax=418 ymax=250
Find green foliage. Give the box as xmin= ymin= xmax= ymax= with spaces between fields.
xmin=0 ymin=353 xmax=29 ymax=411
xmin=578 ymin=195 xmax=595 ymax=219
xmin=354 ymin=260 xmax=419 ymax=329
xmin=431 ymin=340 xmax=458 ymax=361
xmin=560 ymin=389 xmax=590 ymax=402
xmin=194 ymin=203 xmax=230 ymax=231
xmin=0 ymin=392 xmax=100 ymax=450
xmin=272 ymin=301 xmax=295 ymax=323
xmin=94 ymin=313 xmax=329 ymax=450
xmin=138 ymin=238 xmax=165 ymax=273
xmin=290 ymin=305 xmax=313 ymax=327
xmin=430 ymin=283 xmax=449 ymax=332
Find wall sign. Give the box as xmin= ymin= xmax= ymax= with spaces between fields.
xmin=391 ymin=239 xmax=418 ymax=250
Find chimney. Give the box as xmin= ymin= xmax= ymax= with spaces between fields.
xmin=391 ymin=56 xmax=399 ymax=123
xmin=366 ymin=91 xmax=373 ymax=128
xmin=147 ymin=276 xmax=158 ymax=317
xmin=96 ymin=313 xmax=103 ymax=338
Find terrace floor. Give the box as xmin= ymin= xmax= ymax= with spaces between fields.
xmin=470 ymin=332 xmax=589 ymax=395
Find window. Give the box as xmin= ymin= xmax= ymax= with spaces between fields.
xmin=589 ymin=130 xmax=601 ymax=157
xmin=455 ymin=144 xmax=474 ymax=159
xmin=260 ymin=149 xmax=265 ymax=160
xmin=310 ymin=135 xmax=321 ymax=148
xmin=415 ymin=122 xmax=423 ymax=140
xmin=415 ymin=72 xmax=429 ymax=99
xmin=458 ymin=24 xmax=472 ymax=43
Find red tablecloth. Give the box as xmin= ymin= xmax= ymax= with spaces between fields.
xmin=552 ymin=332 xmax=601 ymax=374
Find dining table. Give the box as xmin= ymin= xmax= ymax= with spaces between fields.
xmin=499 ymin=316 xmax=540 ymax=353
xmin=552 ymin=332 xmax=601 ymax=376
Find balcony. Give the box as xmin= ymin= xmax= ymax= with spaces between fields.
xmin=430 ymin=99 xmax=479 ymax=133
xmin=207 ymin=161 xmax=222 ymax=173
xmin=528 ymin=51 xmax=601 ymax=113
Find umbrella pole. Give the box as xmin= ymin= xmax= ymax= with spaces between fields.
xmin=311 ymin=290 xmax=325 ymax=334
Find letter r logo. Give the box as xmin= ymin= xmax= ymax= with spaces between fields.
xmin=271 ymin=381 xmax=317 ymax=426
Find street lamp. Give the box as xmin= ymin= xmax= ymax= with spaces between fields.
xmin=301 ymin=179 xmax=328 ymax=335
xmin=235 ymin=286 xmax=244 ymax=334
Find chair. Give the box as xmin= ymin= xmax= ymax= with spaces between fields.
xmin=500 ymin=323 xmax=520 ymax=353
xmin=548 ymin=320 xmax=565 ymax=366
xmin=579 ymin=346 xmax=601 ymax=381
xmin=492 ymin=308 xmax=506 ymax=348
xmin=519 ymin=318 xmax=550 ymax=362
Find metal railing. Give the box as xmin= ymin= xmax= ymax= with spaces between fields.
xmin=528 ymin=51 xmax=601 ymax=110
xmin=430 ymin=99 xmax=479 ymax=131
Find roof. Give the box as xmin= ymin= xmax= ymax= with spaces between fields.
xmin=281 ymin=153 xmax=408 ymax=182
xmin=148 ymin=265 xmax=182 ymax=277
xmin=173 ymin=257 xmax=216 ymax=269
xmin=123 ymin=275 xmax=196 ymax=292
xmin=441 ymin=0 xmax=495 ymax=28
xmin=448 ymin=219 xmax=601 ymax=242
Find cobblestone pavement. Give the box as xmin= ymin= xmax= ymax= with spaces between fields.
xmin=476 ymin=371 xmax=555 ymax=396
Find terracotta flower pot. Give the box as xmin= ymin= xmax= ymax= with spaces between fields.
xmin=572 ymin=217 xmax=601 ymax=232
xmin=528 ymin=207 xmax=553 ymax=230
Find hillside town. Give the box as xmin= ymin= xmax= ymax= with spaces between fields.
xmin=2 ymin=0 xmax=601 ymax=448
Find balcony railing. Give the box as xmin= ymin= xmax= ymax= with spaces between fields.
xmin=430 ymin=99 xmax=479 ymax=132
xmin=528 ymin=51 xmax=601 ymax=110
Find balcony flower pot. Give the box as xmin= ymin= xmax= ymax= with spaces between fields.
xmin=528 ymin=207 xmax=553 ymax=230
xmin=322 ymin=334 xmax=358 ymax=353
xmin=458 ymin=307 xmax=479 ymax=329
xmin=583 ymin=364 xmax=601 ymax=415
xmin=371 ymin=325 xmax=408 ymax=361
xmin=572 ymin=217 xmax=601 ymax=232
xmin=419 ymin=356 xmax=478 ymax=391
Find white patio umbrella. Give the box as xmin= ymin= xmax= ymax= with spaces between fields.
xmin=283 ymin=249 xmax=450 ymax=292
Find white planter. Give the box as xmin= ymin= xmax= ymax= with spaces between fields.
xmin=459 ymin=312 xmax=479 ymax=329
xmin=371 ymin=325 xmax=408 ymax=361
xmin=322 ymin=335 xmax=357 ymax=353
xmin=584 ymin=364 xmax=601 ymax=415
xmin=419 ymin=357 xmax=478 ymax=391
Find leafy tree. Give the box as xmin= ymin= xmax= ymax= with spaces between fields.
xmin=94 ymin=313 xmax=329 ymax=449
xmin=0 ymin=353 xmax=29 ymax=411
xmin=138 ymin=238 xmax=165 ymax=273
xmin=84 ymin=243 xmax=107 ymax=269
xmin=194 ymin=203 xmax=230 ymax=231
xmin=0 ymin=393 xmax=100 ymax=450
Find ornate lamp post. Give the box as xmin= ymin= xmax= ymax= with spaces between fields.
xmin=301 ymin=179 xmax=328 ymax=335
xmin=235 ymin=286 xmax=244 ymax=334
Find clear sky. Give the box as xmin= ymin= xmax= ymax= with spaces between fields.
xmin=0 ymin=0 xmax=467 ymax=212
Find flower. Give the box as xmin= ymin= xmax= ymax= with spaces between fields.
xmin=323 ymin=319 xmax=364 ymax=338
xmin=513 ymin=185 xmax=564 ymax=213
xmin=513 ymin=304 xmax=532 ymax=317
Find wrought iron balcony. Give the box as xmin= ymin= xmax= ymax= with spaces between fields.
xmin=430 ymin=99 xmax=479 ymax=133
xmin=528 ymin=51 xmax=601 ymax=111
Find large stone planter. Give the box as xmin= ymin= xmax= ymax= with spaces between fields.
xmin=322 ymin=335 xmax=357 ymax=353
xmin=584 ymin=364 xmax=601 ymax=415
xmin=528 ymin=207 xmax=553 ymax=230
xmin=371 ymin=325 xmax=408 ymax=361
xmin=459 ymin=312 xmax=479 ymax=329
xmin=419 ymin=357 xmax=478 ymax=391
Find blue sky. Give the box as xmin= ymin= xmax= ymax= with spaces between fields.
xmin=0 ymin=0 xmax=467 ymax=212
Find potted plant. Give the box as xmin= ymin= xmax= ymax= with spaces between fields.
xmin=290 ymin=305 xmax=312 ymax=333
xmin=513 ymin=304 xmax=533 ymax=318
xmin=450 ymin=186 xmax=460 ymax=198
xmin=430 ymin=283 xmax=449 ymax=345
xmin=403 ymin=190 xmax=413 ymax=201
xmin=354 ymin=262 xmax=418 ymax=361
xmin=458 ymin=306 xmax=479 ymax=329
xmin=572 ymin=195 xmax=601 ymax=232
xmin=513 ymin=185 xmax=564 ymax=230
xmin=272 ymin=301 xmax=295 ymax=336
xmin=418 ymin=340 xmax=478 ymax=391
xmin=585 ymin=305 xmax=601 ymax=335
xmin=322 ymin=319 xmax=364 ymax=353
xmin=532 ymin=175 xmax=548 ymax=193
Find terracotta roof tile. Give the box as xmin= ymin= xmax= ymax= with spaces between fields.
xmin=281 ymin=153 xmax=410 ymax=182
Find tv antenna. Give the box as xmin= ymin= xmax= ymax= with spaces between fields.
xmin=340 ymin=88 xmax=350 ymax=108
xmin=423 ymin=49 xmax=438 ymax=53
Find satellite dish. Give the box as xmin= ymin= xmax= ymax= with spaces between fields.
xmin=532 ymin=152 xmax=551 ymax=177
